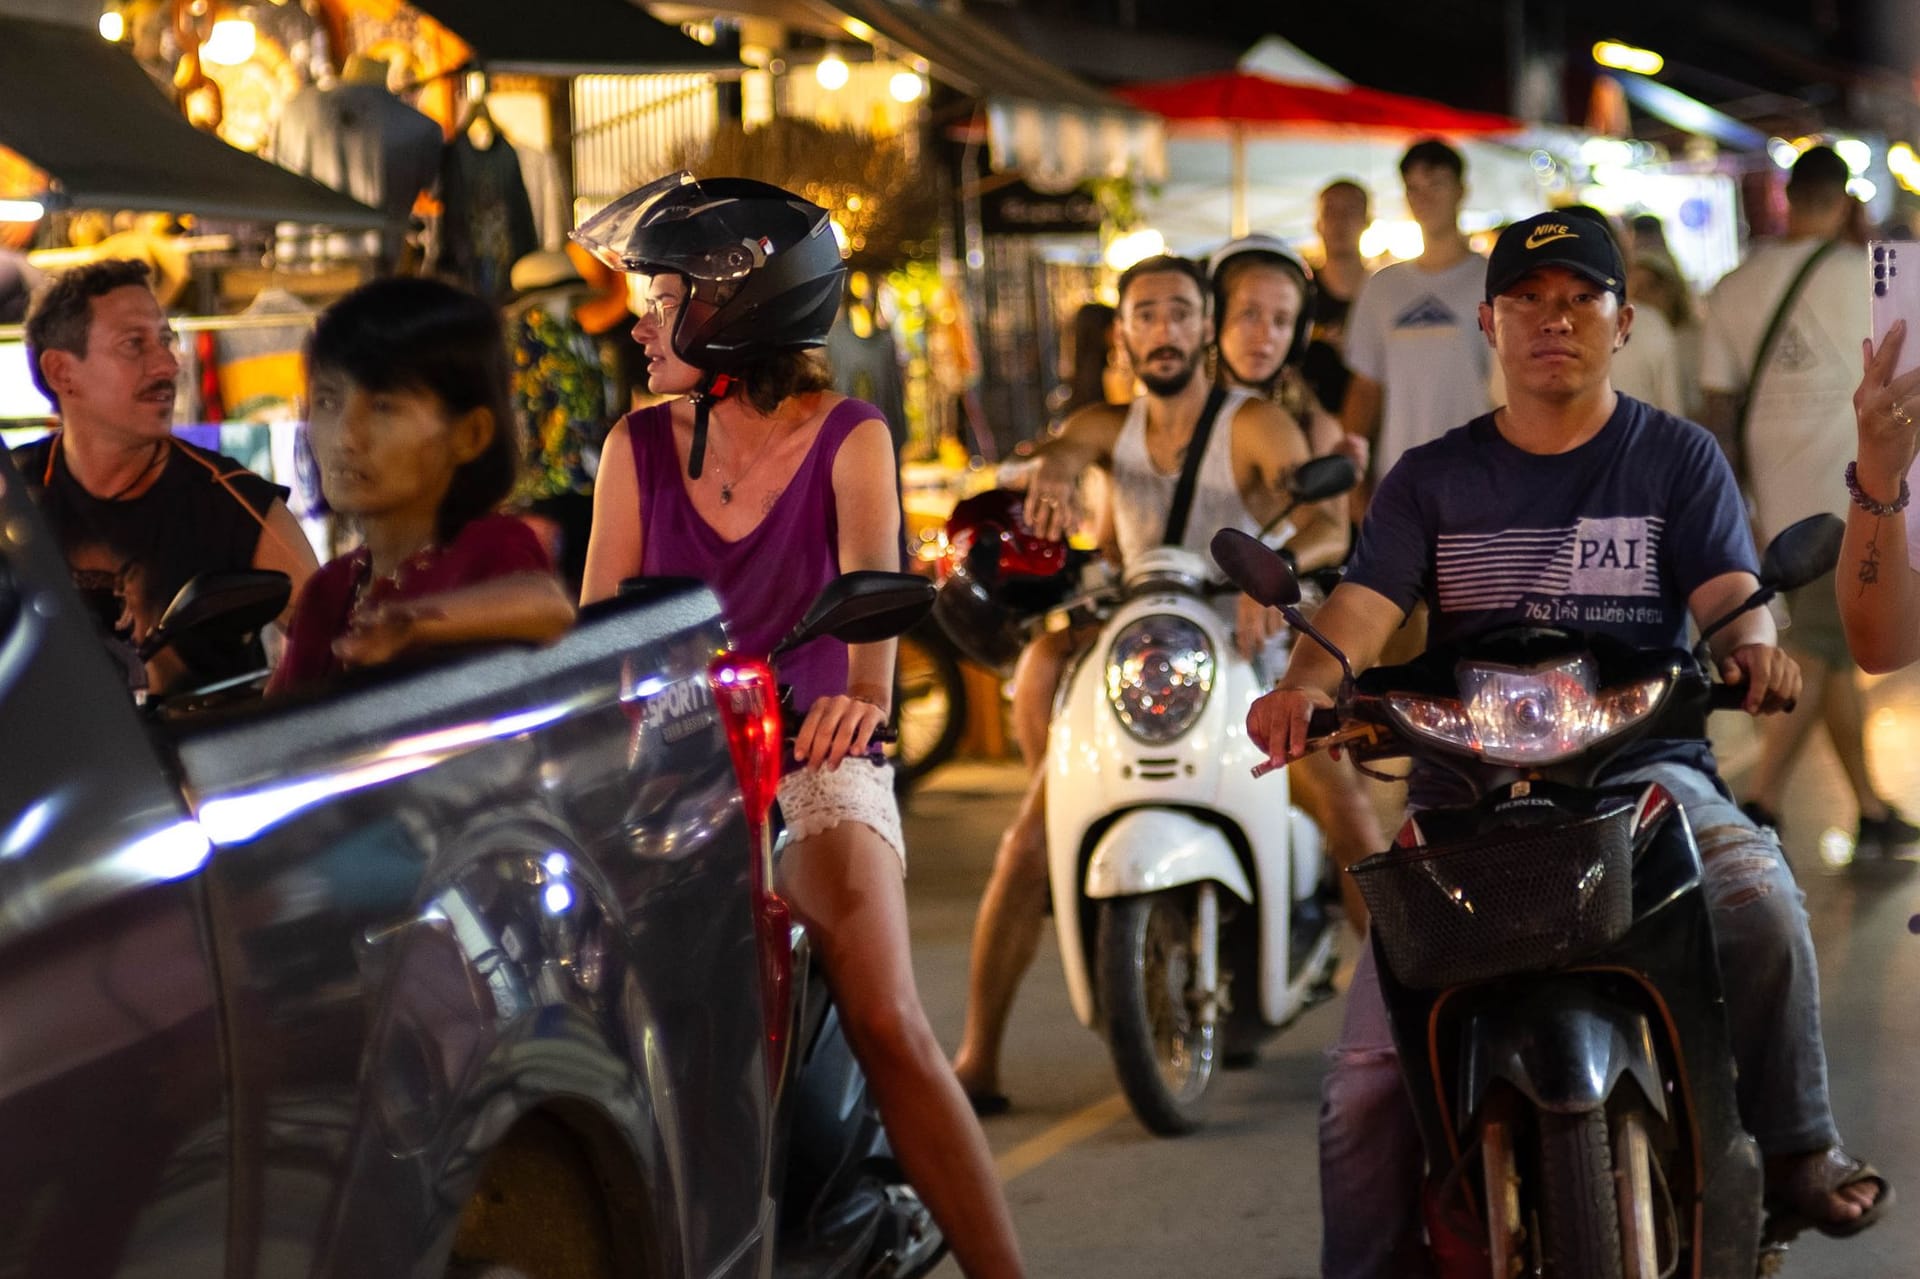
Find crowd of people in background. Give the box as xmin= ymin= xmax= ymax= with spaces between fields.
xmin=18 ymin=130 xmax=1920 ymax=1276
xmin=1030 ymin=136 xmax=1920 ymax=863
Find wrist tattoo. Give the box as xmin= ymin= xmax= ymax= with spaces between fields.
xmin=1859 ymin=517 xmax=1884 ymax=596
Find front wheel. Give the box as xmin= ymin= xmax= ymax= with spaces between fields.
xmin=1536 ymin=1109 xmax=1626 ymax=1279
xmin=1096 ymin=890 xmax=1218 ymax=1136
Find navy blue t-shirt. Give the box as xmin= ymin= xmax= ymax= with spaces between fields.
xmin=1346 ymin=394 xmax=1757 ymax=795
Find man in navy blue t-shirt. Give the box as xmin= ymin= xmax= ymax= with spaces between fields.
xmin=1249 ymin=211 xmax=1889 ymax=1276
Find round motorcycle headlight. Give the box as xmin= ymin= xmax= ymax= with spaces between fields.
xmin=1105 ymin=615 xmax=1214 ymax=744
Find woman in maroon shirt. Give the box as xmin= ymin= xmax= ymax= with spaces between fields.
xmin=270 ymin=277 xmax=574 ymax=695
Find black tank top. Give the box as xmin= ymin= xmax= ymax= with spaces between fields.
xmin=14 ymin=435 xmax=289 ymax=684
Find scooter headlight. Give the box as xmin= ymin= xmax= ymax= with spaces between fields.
xmin=1106 ymin=615 xmax=1214 ymax=744
xmin=1386 ymin=656 xmax=1670 ymax=766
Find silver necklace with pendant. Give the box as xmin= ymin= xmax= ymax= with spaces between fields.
xmin=714 ymin=419 xmax=781 ymax=505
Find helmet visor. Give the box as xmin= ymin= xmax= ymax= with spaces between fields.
xmin=571 ymin=170 xmax=782 ymax=283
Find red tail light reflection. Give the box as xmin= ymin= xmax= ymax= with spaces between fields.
xmin=710 ymin=657 xmax=792 ymax=1094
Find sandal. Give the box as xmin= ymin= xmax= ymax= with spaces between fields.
xmin=1765 ymin=1147 xmax=1895 ymax=1240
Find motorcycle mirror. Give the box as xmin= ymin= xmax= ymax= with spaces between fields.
xmin=1695 ymin=513 xmax=1848 ymax=660
xmin=1760 ymin=513 xmax=1845 ymax=593
xmin=1209 ymin=527 xmax=1300 ymax=608
xmin=1209 ymin=529 xmax=1357 ymax=690
xmin=1287 ymin=454 xmax=1359 ymax=505
xmin=140 ymin=570 xmax=291 ymax=661
xmin=773 ymin=571 xmax=936 ymax=656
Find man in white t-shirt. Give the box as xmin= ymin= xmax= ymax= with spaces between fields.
xmin=1340 ymin=138 xmax=1491 ymax=483
xmin=1701 ymin=145 xmax=1917 ymax=856
xmin=1612 ymin=297 xmax=1685 ymax=414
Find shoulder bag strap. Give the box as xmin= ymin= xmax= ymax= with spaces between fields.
xmin=1163 ymin=383 xmax=1231 ymax=546
xmin=1734 ymin=238 xmax=1842 ymax=460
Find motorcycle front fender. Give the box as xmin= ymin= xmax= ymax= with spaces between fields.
xmin=1458 ymin=981 xmax=1669 ymax=1125
xmin=1083 ymin=809 xmax=1253 ymax=904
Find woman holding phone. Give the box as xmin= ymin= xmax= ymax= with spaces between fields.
xmin=1839 ymin=318 xmax=1920 ymax=671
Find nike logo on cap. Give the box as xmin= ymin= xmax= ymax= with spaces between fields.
xmin=1525 ymin=224 xmax=1577 ymax=249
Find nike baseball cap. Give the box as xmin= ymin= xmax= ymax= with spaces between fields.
xmin=1485 ymin=210 xmax=1626 ymax=301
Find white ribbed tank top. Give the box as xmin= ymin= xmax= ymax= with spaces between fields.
xmin=1110 ymin=388 xmax=1261 ymax=569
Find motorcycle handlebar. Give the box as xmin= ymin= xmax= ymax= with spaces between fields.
xmin=1709 ymin=682 xmax=1796 ymax=714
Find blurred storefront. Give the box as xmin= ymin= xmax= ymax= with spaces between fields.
xmin=0 ymin=0 xmax=733 ymax=531
xmin=0 ymin=0 xmax=1167 ymax=530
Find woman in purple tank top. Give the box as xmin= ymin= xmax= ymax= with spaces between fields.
xmin=576 ymin=174 xmax=1024 ymax=1278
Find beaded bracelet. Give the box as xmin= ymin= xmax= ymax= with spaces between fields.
xmin=1845 ymin=461 xmax=1911 ymax=516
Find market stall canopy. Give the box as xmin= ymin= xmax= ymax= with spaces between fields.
xmin=734 ymin=0 xmax=1162 ymax=182
xmin=407 ymin=0 xmax=741 ymax=75
xmin=0 ymin=17 xmax=383 ymax=227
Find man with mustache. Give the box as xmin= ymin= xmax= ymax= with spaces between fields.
xmin=15 ymin=258 xmax=317 ymax=695
xmin=951 ymin=253 xmax=1344 ymax=1111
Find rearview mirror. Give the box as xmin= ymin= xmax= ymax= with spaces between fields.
xmin=1288 ymin=454 xmax=1358 ymax=505
xmin=1209 ymin=527 xmax=1300 ymax=608
xmin=141 ymin=571 xmax=291 ymax=661
xmin=1209 ymin=527 xmax=1356 ymax=691
xmin=773 ymin=571 xmax=935 ymax=656
xmin=1760 ymin=513 xmax=1845 ymax=593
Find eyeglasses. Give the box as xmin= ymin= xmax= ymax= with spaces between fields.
xmin=637 ymin=295 xmax=683 ymax=328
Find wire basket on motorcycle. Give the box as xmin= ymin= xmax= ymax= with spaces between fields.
xmin=1351 ymin=799 xmax=1636 ymax=989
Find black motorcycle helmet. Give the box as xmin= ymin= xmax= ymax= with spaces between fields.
xmin=572 ymin=171 xmax=846 ymax=372
xmin=571 ymin=172 xmax=847 ymax=477
xmin=1207 ymin=234 xmax=1316 ymax=396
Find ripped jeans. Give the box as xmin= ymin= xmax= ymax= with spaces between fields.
xmin=1319 ymin=760 xmax=1839 ymax=1279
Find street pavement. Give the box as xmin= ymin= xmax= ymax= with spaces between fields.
xmin=902 ymin=661 xmax=1920 ymax=1278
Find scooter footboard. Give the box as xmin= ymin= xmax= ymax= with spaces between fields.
xmin=1457 ymin=981 xmax=1668 ymax=1123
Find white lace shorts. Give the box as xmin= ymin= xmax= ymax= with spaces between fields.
xmin=777 ymin=759 xmax=906 ymax=873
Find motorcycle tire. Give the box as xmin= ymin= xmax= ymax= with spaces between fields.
xmin=1096 ymin=891 xmax=1218 ymax=1137
xmin=1536 ymin=1108 xmax=1626 ymax=1279
xmin=890 ymin=624 xmax=967 ymax=796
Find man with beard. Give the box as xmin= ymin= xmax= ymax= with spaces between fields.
xmin=16 ymin=259 xmax=317 ymax=695
xmin=951 ymin=254 xmax=1338 ymax=1111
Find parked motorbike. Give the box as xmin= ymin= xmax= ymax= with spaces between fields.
xmin=1043 ymin=455 xmax=1356 ymax=1135
xmin=155 ymin=566 xmax=947 ymax=1279
xmin=890 ymin=617 xmax=968 ymax=795
xmin=1210 ymin=512 xmax=1847 ymax=1277
xmin=706 ymin=569 xmax=949 ymax=1279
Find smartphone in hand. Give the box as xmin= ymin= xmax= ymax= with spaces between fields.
xmin=1871 ymin=241 xmax=1920 ymax=378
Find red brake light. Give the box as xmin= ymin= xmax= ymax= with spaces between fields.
xmin=710 ymin=657 xmax=793 ymax=1094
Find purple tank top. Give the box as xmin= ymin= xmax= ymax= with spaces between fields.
xmin=631 ymin=397 xmax=879 ymax=711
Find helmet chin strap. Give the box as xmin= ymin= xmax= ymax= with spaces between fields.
xmin=685 ymin=372 xmax=735 ymax=479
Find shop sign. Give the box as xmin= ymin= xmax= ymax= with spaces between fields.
xmin=981 ymin=180 xmax=1101 ymax=236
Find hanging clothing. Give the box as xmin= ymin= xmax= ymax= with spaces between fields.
xmin=435 ymin=134 xmax=539 ymax=304
xmin=272 ymin=82 xmax=442 ymax=264
xmin=516 ymin=145 xmax=569 ymax=251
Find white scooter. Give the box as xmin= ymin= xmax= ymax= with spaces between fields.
xmin=1044 ymin=456 xmax=1355 ymax=1135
